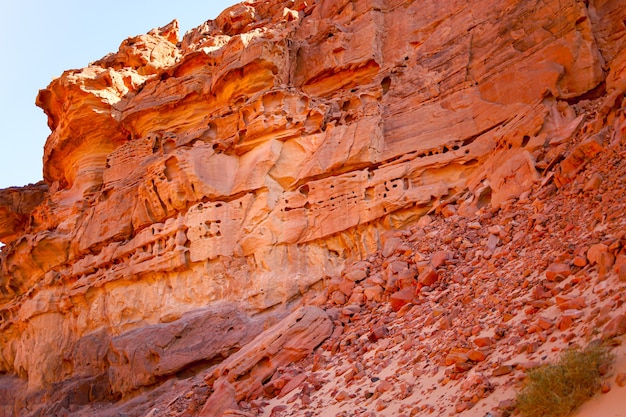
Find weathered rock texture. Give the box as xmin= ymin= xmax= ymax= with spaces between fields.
xmin=199 ymin=306 xmax=333 ymax=417
xmin=0 ymin=0 xmax=625 ymax=415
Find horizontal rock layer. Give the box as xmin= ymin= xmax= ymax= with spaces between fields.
xmin=0 ymin=0 xmax=625 ymax=414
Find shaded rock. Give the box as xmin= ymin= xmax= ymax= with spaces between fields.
xmin=468 ymin=350 xmax=487 ymax=362
xmin=430 ymin=251 xmax=449 ymax=268
xmin=390 ymin=286 xmax=417 ymax=312
xmin=587 ymin=243 xmax=610 ymax=265
xmin=382 ymin=237 xmax=402 ymax=258
xmin=445 ymin=348 xmax=469 ymax=366
xmin=277 ymin=373 xmax=307 ymax=398
xmin=573 ymin=254 xmax=588 ymax=267
xmin=557 ymin=131 xmax=606 ymax=184
xmin=537 ymin=317 xmax=554 ymax=330
xmin=486 ymin=234 xmax=500 ymax=253
xmin=199 ymin=377 xmax=239 ymax=417
xmin=603 ymin=314 xmax=626 ymax=339
xmin=368 ymin=324 xmax=390 ymax=342
xmin=583 ymin=173 xmax=603 ymax=191
xmin=545 ymin=263 xmax=571 ymax=281
xmin=492 ymin=365 xmax=514 ymax=377
xmin=344 ymin=268 xmax=368 ymax=283
xmin=614 ymin=254 xmax=626 ymax=274
xmin=473 ymin=337 xmax=494 ymax=348
xmin=418 ymin=266 xmax=439 ymax=287
xmin=555 ymin=295 xmax=587 ymax=311
xmin=618 ymin=264 xmax=626 ymax=283
xmin=205 ymin=306 xmax=333 ymax=402
xmin=363 ymin=284 xmax=384 ymax=302
xmin=108 ymin=304 xmax=261 ymax=395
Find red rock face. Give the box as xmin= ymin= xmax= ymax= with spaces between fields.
xmin=0 ymin=0 xmax=625 ymax=415
xmin=0 ymin=182 xmax=47 ymax=244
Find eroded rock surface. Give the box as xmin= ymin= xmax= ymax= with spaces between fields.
xmin=107 ymin=303 xmax=264 ymax=396
xmin=199 ymin=306 xmax=333 ymax=417
xmin=0 ymin=0 xmax=625 ymax=415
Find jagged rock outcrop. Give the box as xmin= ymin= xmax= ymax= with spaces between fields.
xmin=0 ymin=0 xmax=625 ymax=415
xmin=0 ymin=182 xmax=48 ymax=245
xmin=199 ymin=306 xmax=333 ymax=417
xmin=106 ymin=303 xmax=264 ymax=396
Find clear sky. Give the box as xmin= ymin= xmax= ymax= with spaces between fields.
xmin=0 ymin=0 xmax=239 ymax=189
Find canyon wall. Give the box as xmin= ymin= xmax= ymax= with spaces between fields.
xmin=0 ymin=0 xmax=625 ymax=414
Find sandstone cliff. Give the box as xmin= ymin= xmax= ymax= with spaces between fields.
xmin=0 ymin=0 xmax=625 ymax=416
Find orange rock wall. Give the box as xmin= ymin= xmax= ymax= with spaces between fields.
xmin=0 ymin=0 xmax=624 ymax=408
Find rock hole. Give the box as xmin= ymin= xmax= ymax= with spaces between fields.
xmin=144 ymin=199 xmax=155 ymax=221
xmin=164 ymin=157 xmax=180 ymax=182
xmin=162 ymin=138 xmax=176 ymax=153
xmin=151 ymin=134 xmax=162 ymax=154
xmin=477 ymin=186 xmax=492 ymax=208
xmin=207 ymin=121 xmax=217 ymax=138
xmin=299 ymin=184 xmax=310 ymax=195
xmin=99 ymin=189 xmax=112 ymax=202
xmin=522 ymin=135 xmax=530 ymax=147
xmin=381 ymin=76 xmax=392 ymax=95
xmin=304 ymin=202 xmax=311 ymax=209
xmin=242 ymin=109 xmax=252 ymax=126
xmin=403 ymin=178 xmax=410 ymax=190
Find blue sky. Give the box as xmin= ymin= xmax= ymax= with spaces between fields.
xmin=0 ymin=0 xmax=238 ymax=189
